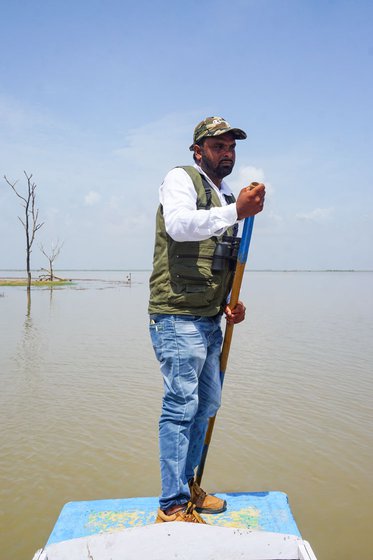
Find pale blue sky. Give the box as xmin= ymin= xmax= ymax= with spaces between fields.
xmin=1 ymin=0 xmax=372 ymax=270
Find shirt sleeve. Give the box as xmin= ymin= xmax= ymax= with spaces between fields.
xmin=160 ymin=168 xmax=238 ymax=242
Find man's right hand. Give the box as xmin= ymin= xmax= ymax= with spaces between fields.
xmin=236 ymin=182 xmax=266 ymax=220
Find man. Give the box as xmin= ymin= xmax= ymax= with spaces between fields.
xmin=149 ymin=116 xmax=265 ymax=523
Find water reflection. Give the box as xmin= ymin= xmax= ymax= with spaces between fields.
xmin=15 ymin=291 xmax=44 ymax=380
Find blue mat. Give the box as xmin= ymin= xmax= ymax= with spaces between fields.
xmin=47 ymin=491 xmax=301 ymax=546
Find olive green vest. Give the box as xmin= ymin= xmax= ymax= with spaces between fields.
xmin=148 ymin=166 xmax=237 ymax=316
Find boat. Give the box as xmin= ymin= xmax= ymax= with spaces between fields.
xmin=32 ymin=491 xmax=317 ymax=559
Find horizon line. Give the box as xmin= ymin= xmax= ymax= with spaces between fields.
xmin=1 ymin=268 xmax=373 ymax=273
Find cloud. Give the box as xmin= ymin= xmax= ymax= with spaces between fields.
xmin=296 ymin=207 xmax=334 ymax=222
xmin=84 ymin=191 xmax=101 ymax=206
xmin=229 ymin=164 xmax=274 ymax=198
xmin=237 ymin=165 xmax=266 ymax=183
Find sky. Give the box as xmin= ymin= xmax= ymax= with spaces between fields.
xmin=1 ymin=0 xmax=372 ymax=271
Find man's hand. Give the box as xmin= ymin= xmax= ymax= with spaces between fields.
xmin=224 ymin=300 xmax=246 ymax=325
xmin=236 ymin=182 xmax=265 ymax=220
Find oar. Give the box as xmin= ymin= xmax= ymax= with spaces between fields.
xmin=196 ymin=211 xmax=256 ymax=486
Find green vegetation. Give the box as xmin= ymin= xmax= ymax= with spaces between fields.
xmin=0 ymin=279 xmax=72 ymax=287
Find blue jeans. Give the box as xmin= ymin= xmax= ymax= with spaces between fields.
xmin=149 ymin=314 xmax=223 ymax=511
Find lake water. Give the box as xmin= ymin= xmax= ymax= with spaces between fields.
xmin=0 ymin=270 xmax=372 ymax=560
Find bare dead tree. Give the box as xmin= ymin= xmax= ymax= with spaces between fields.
xmin=39 ymin=240 xmax=64 ymax=281
xmin=3 ymin=171 xmax=44 ymax=291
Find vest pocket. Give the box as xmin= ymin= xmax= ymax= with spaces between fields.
xmin=185 ymin=284 xmax=207 ymax=293
xmin=168 ymin=277 xmax=215 ymax=305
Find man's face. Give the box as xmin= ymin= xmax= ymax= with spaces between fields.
xmin=195 ymin=132 xmax=236 ymax=180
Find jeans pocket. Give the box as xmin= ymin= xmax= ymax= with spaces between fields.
xmin=149 ymin=321 xmax=164 ymax=362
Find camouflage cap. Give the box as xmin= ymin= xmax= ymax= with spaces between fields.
xmin=189 ymin=116 xmax=247 ymax=150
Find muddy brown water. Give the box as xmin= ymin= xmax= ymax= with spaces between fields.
xmin=0 ymin=270 xmax=372 ymax=559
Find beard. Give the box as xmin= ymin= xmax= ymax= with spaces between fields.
xmin=200 ymin=153 xmax=234 ymax=180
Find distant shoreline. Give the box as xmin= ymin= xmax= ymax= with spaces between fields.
xmin=1 ymin=269 xmax=372 ymax=273
xmin=0 ymin=278 xmax=73 ymax=287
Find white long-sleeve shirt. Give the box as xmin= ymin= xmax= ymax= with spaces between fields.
xmin=160 ymin=164 xmax=238 ymax=242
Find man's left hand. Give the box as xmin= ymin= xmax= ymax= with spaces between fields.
xmin=224 ymin=300 xmax=246 ymax=325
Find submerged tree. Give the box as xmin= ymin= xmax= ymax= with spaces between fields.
xmin=4 ymin=171 xmax=44 ymax=291
xmin=39 ymin=240 xmax=64 ymax=281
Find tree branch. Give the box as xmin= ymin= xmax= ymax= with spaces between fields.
xmin=4 ymin=175 xmax=28 ymax=205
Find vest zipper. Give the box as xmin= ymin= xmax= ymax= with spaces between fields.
xmin=175 ymin=274 xmax=212 ymax=282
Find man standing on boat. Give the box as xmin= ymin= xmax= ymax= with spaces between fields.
xmin=149 ymin=116 xmax=265 ymax=523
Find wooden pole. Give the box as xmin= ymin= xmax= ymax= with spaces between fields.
xmin=196 ymin=214 xmax=256 ymax=486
